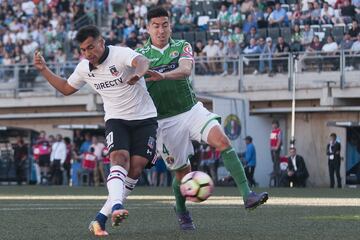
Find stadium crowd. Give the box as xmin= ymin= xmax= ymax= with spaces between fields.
xmin=0 ymin=0 xmax=359 ymax=75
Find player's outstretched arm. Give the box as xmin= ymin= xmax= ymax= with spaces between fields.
xmin=146 ymin=59 xmax=193 ymax=81
xmin=126 ymin=55 xmax=150 ymax=85
xmin=33 ymin=51 xmax=78 ymax=96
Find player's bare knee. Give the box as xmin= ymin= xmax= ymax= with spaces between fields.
xmin=110 ymin=151 xmax=129 ymax=166
xmin=217 ymin=135 xmax=231 ymax=151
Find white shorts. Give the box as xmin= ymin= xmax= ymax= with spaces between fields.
xmin=156 ymin=102 xmax=220 ymax=170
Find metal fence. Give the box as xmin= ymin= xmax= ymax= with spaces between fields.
xmin=0 ymin=50 xmax=359 ymax=98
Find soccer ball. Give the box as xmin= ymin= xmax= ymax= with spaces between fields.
xmin=180 ymin=171 xmax=214 ymax=202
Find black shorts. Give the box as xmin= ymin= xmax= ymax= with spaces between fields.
xmin=38 ymin=155 xmax=50 ymax=167
xmin=105 ymin=117 xmax=158 ymax=166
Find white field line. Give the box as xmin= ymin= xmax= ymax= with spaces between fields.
xmin=0 ymin=196 xmax=359 ymax=207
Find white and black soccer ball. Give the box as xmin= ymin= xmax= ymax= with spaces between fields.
xmin=180 ymin=171 xmax=214 ymax=202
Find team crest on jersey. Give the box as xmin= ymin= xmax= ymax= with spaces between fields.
xmin=109 ymin=65 xmax=120 ymax=77
xmin=224 ymin=114 xmax=241 ymax=140
xmin=147 ymin=136 xmax=155 ymax=149
xmin=183 ymin=44 xmax=193 ymax=55
xmin=169 ymin=50 xmax=179 ymax=58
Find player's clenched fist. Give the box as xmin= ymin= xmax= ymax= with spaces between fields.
xmin=33 ymin=50 xmax=46 ymax=71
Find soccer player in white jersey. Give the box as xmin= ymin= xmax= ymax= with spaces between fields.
xmin=93 ymin=7 xmax=268 ymax=235
xmin=33 ymin=25 xmax=158 ymax=237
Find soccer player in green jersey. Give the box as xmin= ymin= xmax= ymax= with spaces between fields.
xmin=90 ymin=7 xmax=268 ymax=235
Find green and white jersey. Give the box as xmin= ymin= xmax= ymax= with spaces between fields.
xmin=136 ymin=38 xmax=197 ymax=119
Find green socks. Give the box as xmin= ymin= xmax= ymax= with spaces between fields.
xmin=172 ymin=177 xmax=187 ymax=213
xmin=221 ymin=147 xmax=251 ymax=201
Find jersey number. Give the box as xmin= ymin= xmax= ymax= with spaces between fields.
xmin=162 ymin=144 xmax=169 ymax=155
xmin=106 ymin=132 xmax=114 ymax=147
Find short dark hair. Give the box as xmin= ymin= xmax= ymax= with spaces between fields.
xmin=75 ymin=25 xmax=101 ymax=43
xmin=330 ymin=133 xmax=337 ymax=138
xmin=272 ymin=120 xmax=279 ymax=126
xmin=147 ymin=7 xmax=169 ymax=22
xmin=245 ymin=136 xmax=252 ymax=142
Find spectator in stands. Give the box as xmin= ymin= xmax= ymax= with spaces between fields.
xmin=111 ymin=12 xmax=125 ymax=39
xmin=349 ymin=20 xmax=360 ymax=41
xmin=217 ymin=4 xmax=230 ymax=28
xmin=350 ymin=33 xmax=360 ymax=69
xmin=123 ymin=19 xmax=136 ymax=41
xmin=301 ymin=24 xmax=314 ymax=49
xmin=253 ymin=4 xmax=266 ymax=28
xmin=274 ymin=36 xmax=290 ymax=73
xmin=291 ymin=24 xmax=303 ymax=52
xmin=245 ymin=27 xmax=260 ymax=44
xmin=220 ymin=28 xmax=231 ymax=45
xmin=50 ymin=134 xmax=66 ymax=185
xmin=340 ymin=32 xmax=353 ymax=50
xmin=125 ymin=31 xmax=140 ymax=49
xmin=134 ymin=0 xmax=148 ymax=19
xmin=259 ymin=37 xmax=276 ymax=76
xmin=243 ymin=38 xmax=260 ymax=55
xmin=339 ymin=0 xmax=358 ymax=24
xmin=91 ymin=136 xmax=106 ymax=187
xmin=177 ymin=6 xmax=194 ymax=32
xmin=268 ymin=2 xmax=288 ymax=27
xmin=243 ymin=136 xmax=257 ymax=188
xmin=222 ymin=39 xmax=241 ymax=76
xmin=231 ymin=26 xmax=245 ymax=48
xmin=286 ymin=147 xmax=309 ymax=187
xmin=229 ymin=7 xmax=242 ymax=28
xmin=352 ymin=0 xmax=360 ymax=8
xmin=106 ymin=31 xmax=121 ymax=46
xmin=320 ymin=2 xmax=335 ymax=24
xmin=327 ymin=133 xmax=342 ymax=188
xmin=260 ymin=6 xmax=273 ymax=28
xmin=300 ymin=35 xmax=323 ymax=72
xmin=202 ymin=38 xmax=220 ymax=74
xmin=290 ymin=3 xmax=302 ymax=25
xmin=310 ymin=1 xmax=321 ymax=25
xmin=322 ymin=35 xmax=339 ymax=70
xmin=243 ymin=14 xmax=257 ymax=35
xmin=229 ymin=0 xmax=241 ymax=13
xmin=194 ymin=40 xmax=208 ymax=75
xmin=13 ymin=136 xmax=28 ymax=185
xmin=241 ymin=0 xmax=254 ymax=14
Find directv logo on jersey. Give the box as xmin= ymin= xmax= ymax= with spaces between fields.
xmin=94 ymin=78 xmax=123 ymax=90
xmin=109 ymin=65 xmax=120 ymax=77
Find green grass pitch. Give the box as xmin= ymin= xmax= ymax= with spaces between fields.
xmin=0 ymin=186 xmax=359 ymax=240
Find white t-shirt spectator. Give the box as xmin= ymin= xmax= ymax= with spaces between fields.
xmin=351 ymin=41 xmax=360 ymax=52
xmin=51 ymin=141 xmax=67 ymax=164
xmin=134 ymin=4 xmax=147 ymax=18
xmin=22 ymin=1 xmax=36 ymax=16
xmin=203 ymin=44 xmax=220 ymax=58
xmin=23 ymin=40 xmax=39 ymax=56
xmin=321 ymin=7 xmax=334 ymax=17
xmin=91 ymin=142 xmax=106 ymax=161
xmin=322 ymin=42 xmax=338 ymax=52
xmin=3 ymin=32 xmax=16 ymax=44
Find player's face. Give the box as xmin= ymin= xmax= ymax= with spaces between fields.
xmin=147 ymin=16 xmax=171 ymax=48
xmin=79 ymin=36 xmax=105 ymax=65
